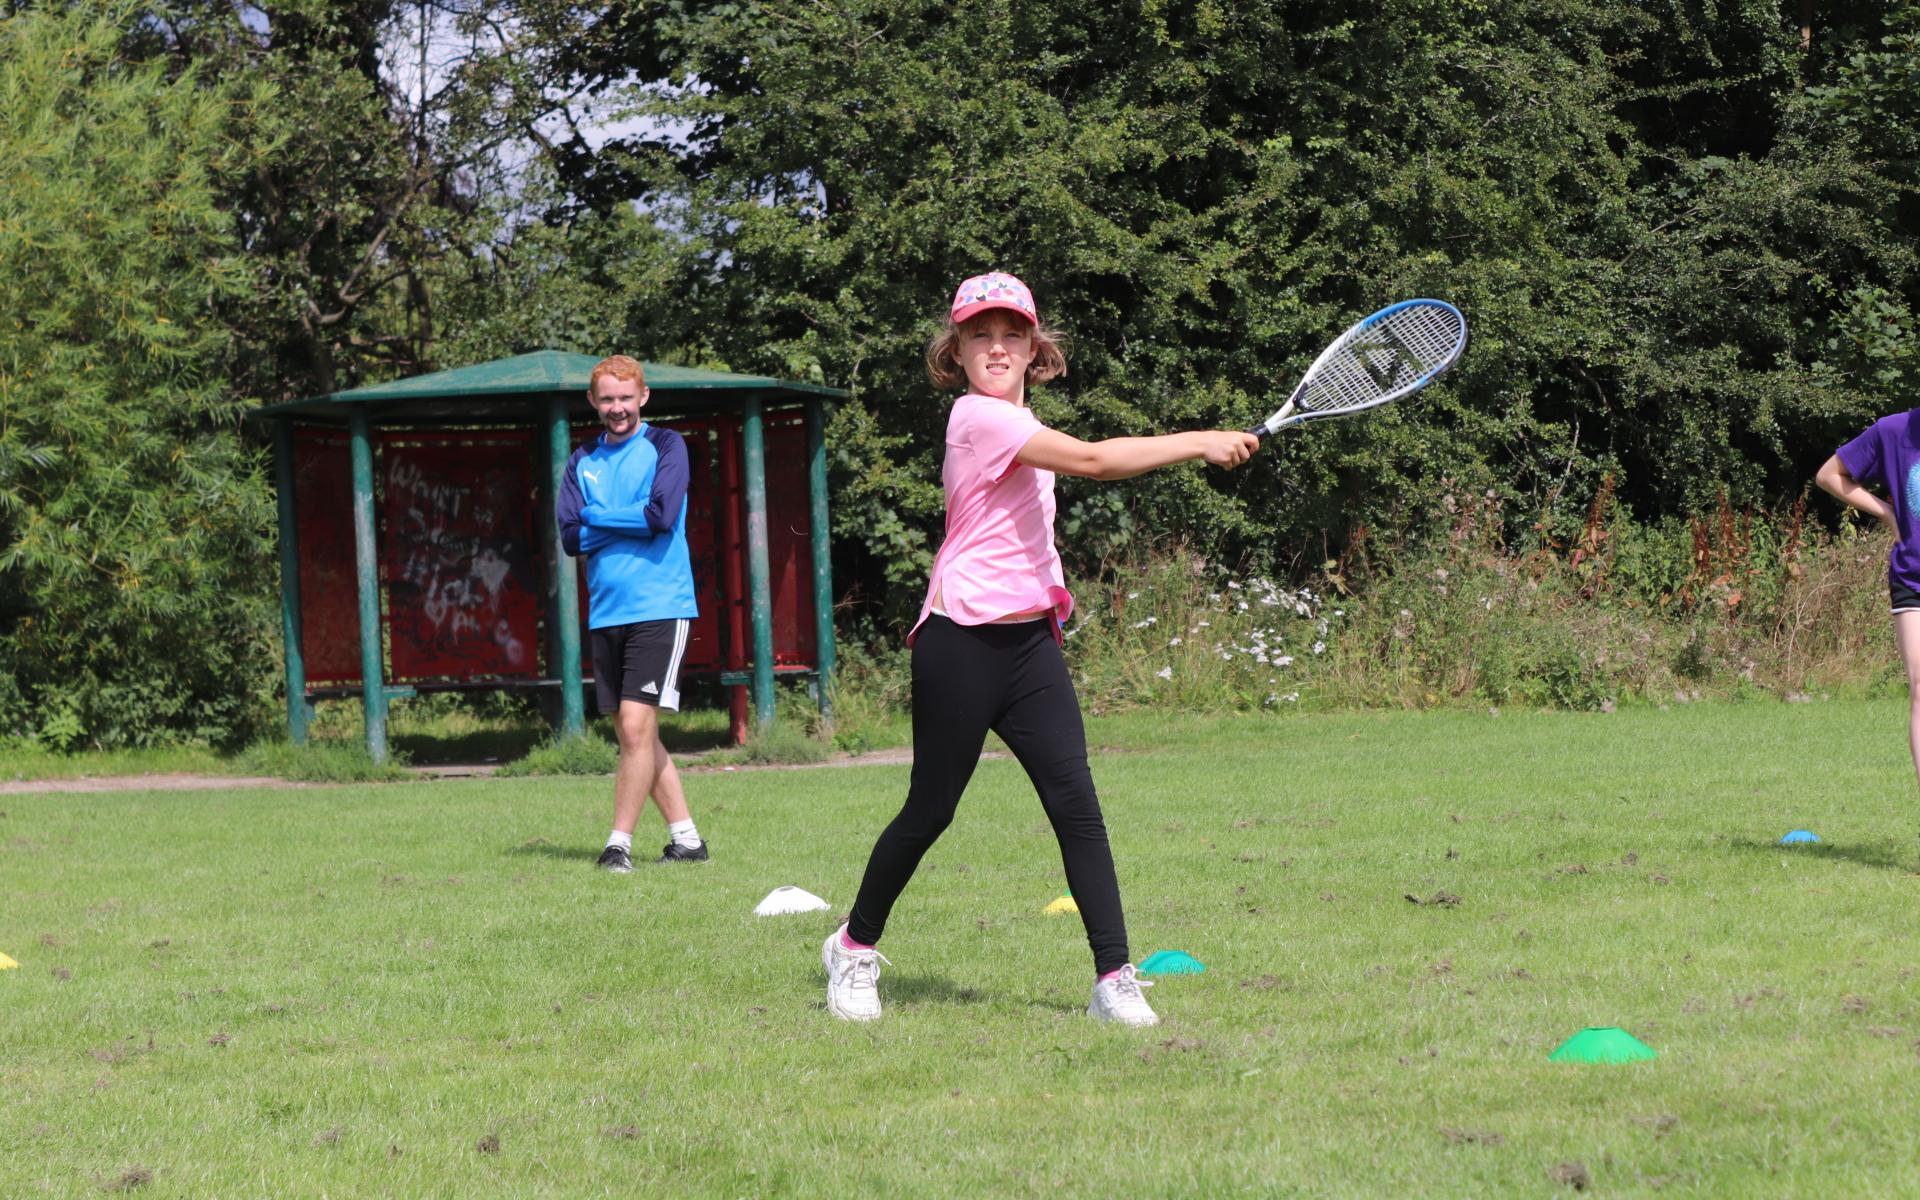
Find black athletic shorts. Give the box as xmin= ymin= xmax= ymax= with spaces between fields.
xmin=590 ymin=619 xmax=690 ymax=714
xmin=1892 ymin=577 xmax=1920 ymax=615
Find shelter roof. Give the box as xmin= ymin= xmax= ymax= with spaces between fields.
xmin=255 ymin=349 xmax=846 ymax=425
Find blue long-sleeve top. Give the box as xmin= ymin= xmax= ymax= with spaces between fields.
xmin=556 ymin=424 xmax=699 ymax=628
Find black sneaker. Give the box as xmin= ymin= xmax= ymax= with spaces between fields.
xmin=596 ymin=844 xmax=633 ymax=873
xmin=656 ymin=841 xmax=710 ymax=864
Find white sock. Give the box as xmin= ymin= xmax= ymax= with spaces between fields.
xmin=606 ymin=830 xmax=633 ymax=853
xmin=668 ymin=819 xmax=701 ymax=849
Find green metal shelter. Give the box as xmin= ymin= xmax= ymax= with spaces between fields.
xmin=256 ymin=350 xmax=846 ymax=762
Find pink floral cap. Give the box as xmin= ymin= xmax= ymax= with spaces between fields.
xmin=950 ymin=271 xmax=1038 ymax=325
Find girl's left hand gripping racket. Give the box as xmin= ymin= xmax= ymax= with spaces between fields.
xmin=1246 ymin=299 xmax=1468 ymax=441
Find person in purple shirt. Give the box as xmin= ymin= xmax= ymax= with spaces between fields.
xmin=1817 ymin=411 xmax=1920 ymax=794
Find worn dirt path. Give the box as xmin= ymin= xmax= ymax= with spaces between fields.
xmin=0 ymin=747 xmax=948 ymax=795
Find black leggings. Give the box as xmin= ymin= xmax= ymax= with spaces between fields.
xmin=847 ymin=615 xmax=1130 ymax=976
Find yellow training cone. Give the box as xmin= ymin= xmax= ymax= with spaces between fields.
xmin=0 ymin=952 xmax=19 ymax=970
xmin=1043 ymin=894 xmax=1079 ymax=916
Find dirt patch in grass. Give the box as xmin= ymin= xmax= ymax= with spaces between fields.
xmin=1549 ymin=1161 xmax=1591 ymax=1190
xmin=102 ymin=1166 xmax=152 ymax=1191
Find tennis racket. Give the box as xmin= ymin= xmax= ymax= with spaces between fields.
xmin=1245 ymin=299 xmax=1467 ymax=440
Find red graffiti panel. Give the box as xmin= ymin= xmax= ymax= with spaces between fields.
xmin=288 ymin=413 xmax=818 ymax=698
xmin=292 ymin=428 xmax=364 ymax=685
xmin=382 ymin=432 xmax=542 ymax=681
xmin=763 ymin=417 xmax=819 ymax=666
xmin=676 ymin=422 xmax=724 ymax=672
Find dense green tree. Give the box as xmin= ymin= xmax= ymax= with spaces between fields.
xmin=0 ymin=1 xmax=663 ymax=745
xmin=0 ymin=5 xmax=277 ymax=745
xmin=6 ymin=1 xmax=1916 ymax=743
xmin=523 ymin=0 xmax=1917 ymax=624
xmin=124 ymin=0 xmax=493 ymax=398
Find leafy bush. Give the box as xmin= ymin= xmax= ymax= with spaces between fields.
xmin=238 ymin=740 xmax=412 ymax=784
xmin=816 ymin=632 xmax=912 ymax=755
xmin=703 ymin=717 xmax=833 ymax=768
xmin=497 ymin=734 xmax=619 ymax=778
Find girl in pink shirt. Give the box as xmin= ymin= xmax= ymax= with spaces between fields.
xmin=822 ymin=272 xmax=1257 ymax=1026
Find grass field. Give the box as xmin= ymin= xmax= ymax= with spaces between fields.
xmin=6 ymin=700 xmax=1920 ymax=1196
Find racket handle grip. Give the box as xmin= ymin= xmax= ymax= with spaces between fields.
xmin=1242 ymin=423 xmax=1269 ymax=440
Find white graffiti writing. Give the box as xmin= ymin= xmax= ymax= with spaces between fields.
xmin=386 ymin=454 xmax=527 ymax=667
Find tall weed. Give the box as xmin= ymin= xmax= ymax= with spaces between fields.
xmin=830 ymin=485 xmax=1893 ymax=718
xmin=1067 ymin=554 xmax=1331 ymax=713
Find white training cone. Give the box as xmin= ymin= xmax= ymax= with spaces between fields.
xmin=754 ymin=886 xmax=832 ymax=916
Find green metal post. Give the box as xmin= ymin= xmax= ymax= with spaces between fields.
xmin=804 ymin=398 xmax=835 ymax=721
xmin=348 ymin=409 xmax=389 ymax=763
xmin=742 ymin=398 xmax=775 ymax=727
xmin=548 ymin=395 xmax=585 ymax=738
xmin=271 ymin=420 xmax=309 ymax=745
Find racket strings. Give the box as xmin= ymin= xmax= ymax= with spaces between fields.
xmin=1301 ymin=305 xmax=1463 ymax=414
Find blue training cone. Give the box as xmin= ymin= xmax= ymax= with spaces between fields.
xmin=1780 ymin=829 xmax=1821 ymax=845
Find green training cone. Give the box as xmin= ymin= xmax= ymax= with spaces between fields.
xmin=1548 ymin=1026 xmax=1656 ymax=1063
xmin=1137 ymin=950 xmax=1207 ymax=975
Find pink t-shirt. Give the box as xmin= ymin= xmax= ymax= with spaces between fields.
xmin=909 ymin=393 xmax=1074 ymax=644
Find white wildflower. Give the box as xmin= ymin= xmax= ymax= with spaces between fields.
xmin=1312 ymin=641 xmax=1326 ymax=655
xmin=1154 ymin=666 xmax=1172 ymax=680
xmin=1275 ymin=655 xmax=1294 ymax=667
xmin=1132 ymin=617 xmax=1157 ymax=628
xmin=1168 ymin=637 xmax=1182 ymax=647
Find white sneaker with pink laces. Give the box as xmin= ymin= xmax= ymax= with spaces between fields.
xmin=1088 ymin=964 xmax=1159 ymax=1026
xmin=822 ymin=925 xmax=889 ymax=1022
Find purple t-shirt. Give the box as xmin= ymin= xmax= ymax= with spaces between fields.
xmin=1837 ymin=410 xmax=1920 ymax=589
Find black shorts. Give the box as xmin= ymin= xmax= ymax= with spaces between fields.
xmin=590 ymin=619 xmax=690 ymax=713
xmin=1892 ymin=578 xmax=1920 ymax=615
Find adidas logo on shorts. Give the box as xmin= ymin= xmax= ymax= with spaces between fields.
xmin=640 ymin=681 xmax=659 ymax=695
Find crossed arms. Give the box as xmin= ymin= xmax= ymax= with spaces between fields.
xmin=556 ymin=428 xmax=692 ymax=556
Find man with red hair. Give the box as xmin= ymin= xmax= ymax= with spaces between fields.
xmin=557 ymin=355 xmax=709 ymax=869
